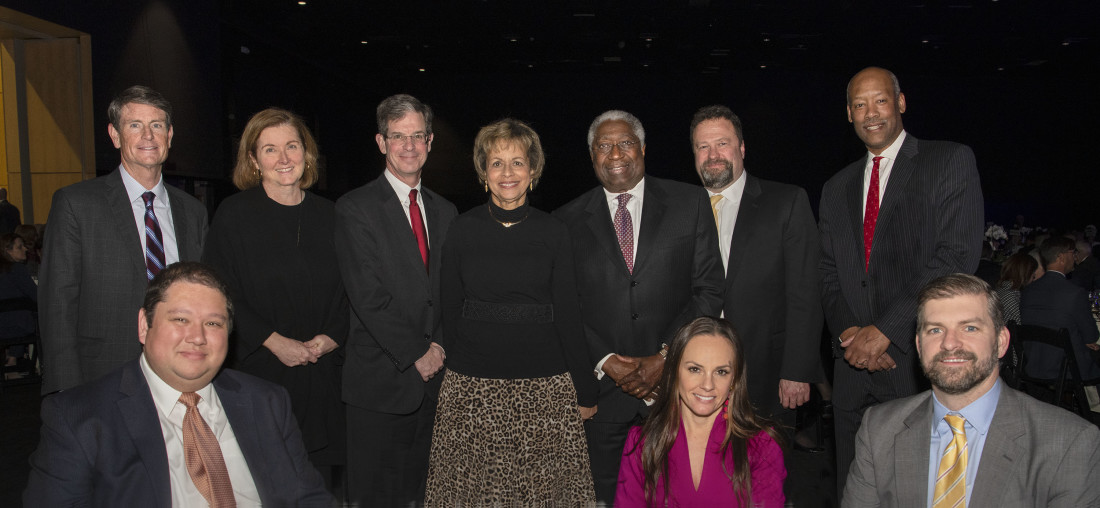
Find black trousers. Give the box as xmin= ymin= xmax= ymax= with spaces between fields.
xmin=346 ymin=395 xmax=437 ymax=507
xmin=584 ymin=417 xmax=641 ymax=505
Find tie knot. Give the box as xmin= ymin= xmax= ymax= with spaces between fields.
xmin=617 ymin=193 xmax=632 ymax=207
xmin=179 ymin=392 xmax=201 ymax=408
xmin=944 ymin=414 xmax=966 ymax=433
xmin=710 ymin=194 xmax=724 ymax=207
xmin=409 ymin=188 xmax=418 ymax=202
xmin=142 ymin=191 xmax=156 ymax=208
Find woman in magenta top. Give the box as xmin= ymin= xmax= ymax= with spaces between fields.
xmin=616 ymin=316 xmax=786 ymax=507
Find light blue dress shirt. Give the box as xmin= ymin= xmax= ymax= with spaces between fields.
xmin=926 ymin=379 xmax=1002 ymax=507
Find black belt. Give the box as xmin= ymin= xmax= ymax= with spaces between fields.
xmin=462 ymin=300 xmax=554 ymax=324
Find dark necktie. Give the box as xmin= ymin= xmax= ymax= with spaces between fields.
xmin=142 ymin=191 xmax=166 ymax=280
xmin=179 ymin=392 xmax=236 ymax=507
xmin=862 ymin=156 xmax=883 ymax=271
xmin=409 ymin=189 xmax=429 ymax=270
xmin=614 ymin=193 xmax=634 ymax=273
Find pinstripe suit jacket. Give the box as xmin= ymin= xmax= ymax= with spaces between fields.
xmin=819 ymin=134 xmax=984 ymax=405
xmin=842 ymin=387 xmax=1100 ymax=507
xmin=38 ymin=168 xmax=208 ymax=393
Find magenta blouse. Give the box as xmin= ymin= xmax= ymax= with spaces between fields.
xmin=615 ymin=409 xmax=786 ymax=507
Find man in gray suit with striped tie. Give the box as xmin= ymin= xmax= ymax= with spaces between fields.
xmin=843 ymin=274 xmax=1100 ymax=507
xmin=39 ymin=86 xmax=208 ymax=395
xmin=819 ymin=67 xmax=984 ymax=495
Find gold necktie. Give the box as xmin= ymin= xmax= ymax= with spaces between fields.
xmin=933 ymin=414 xmax=968 ymax=508
xmin=709 ymin=194 xmax=724 ymax=230
xmin=180 ymin=392 xmax=237 ymax=507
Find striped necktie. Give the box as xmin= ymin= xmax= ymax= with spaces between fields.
xmin=933 ymin=414 xmax=968 ymax=507
xmin=142 ymin=191 xmax=166 ymax=280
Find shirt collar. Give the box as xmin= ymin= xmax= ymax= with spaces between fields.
xmin=932 ymin=378 xmax=1001 ymax=437
xmin=602 ymin=176 xmax=646 ymax=205
xmin=140 ymin=353 xmax=215 ymax=421
xmin=383 ymin=168 xmax=421 ymax=202
xmin=119 ymin=164 xmax=168 ymax=205
xmin=867 ymin=130 xmax=908 ymax=163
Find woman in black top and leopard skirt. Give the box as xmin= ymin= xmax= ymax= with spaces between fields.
xmin=425 ymin=118 xmax=598 ymax=505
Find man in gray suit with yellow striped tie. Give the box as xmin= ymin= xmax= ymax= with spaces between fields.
xmin=843 ymin=274 xmax=1100 ymax=507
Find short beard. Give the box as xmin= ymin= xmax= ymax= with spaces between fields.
xmin=922 ymin=342 xmax=999 ymax=395
xmin=699 ymin=159 xmax=734 ymax=189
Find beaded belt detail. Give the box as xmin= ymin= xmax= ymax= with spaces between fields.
xmin=462 ymin=300 xmax=554 ymax=324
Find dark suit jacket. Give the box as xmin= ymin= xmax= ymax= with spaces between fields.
xmin=819 ymin=134 xmax=984 ymax=406
xmin=38 ymin=168 xmax=208 ymax=394
xmin=24 ymin=359 xmax=333 ymax=507
xmin=335 ymin=173 xmax=457 ymax=414
xmin=555 ymin=176 xmax=725 ymax=422
xmin=722 ymin=175 xmax=823 ymax=420
xmin=0 ymin=199 xmax=20 ymax=233
xmin=842 ymin=386 xmax=1100 ymax=507
xmin=1070 ymin=255 xmax=1100 ymax=292
xmin=1020 ymin=271 xmax=1100 ymax=379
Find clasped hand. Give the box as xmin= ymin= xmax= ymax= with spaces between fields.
xmin=604 ymin=353 xmax=663 ymax=400
xmin=840 ymin=325 xmax=897 ymax=372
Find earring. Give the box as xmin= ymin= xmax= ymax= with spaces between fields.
xmin=484 ymin=182 xmax=488 ymax=192
xmin=529 ymin=182 xmax=533 ymax=192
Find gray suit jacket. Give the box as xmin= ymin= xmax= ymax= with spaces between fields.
xmin=819 ymin=134 xmax=984 ymax=406
xmin=38 ymin=168 xmax=208 ymax=393
xmin=335 ymin=173 xmax=457 ymax=414
xmin=842 ymin=387 xmax=1100 ymax=507
xmin=24 ymin=359 xmax=333 ymax=507
xmin=721 ymin=175 xmax=823 ymax=421
xmin=554 ymin=176 xmax=725 ymax=422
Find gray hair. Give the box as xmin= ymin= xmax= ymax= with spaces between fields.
xmin=587 ymin=110 xmax=645 ymax=148
xmin=376 ymin=94 xmax=434 ymax=136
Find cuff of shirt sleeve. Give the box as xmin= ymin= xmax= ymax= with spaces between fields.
xmin=594 ymin=353 xmax=615 ymax=380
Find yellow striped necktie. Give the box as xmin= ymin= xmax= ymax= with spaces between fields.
xmin=933 ymin=414 xmax=968 ymax=508
xmin=709 ymin=194 xmax=723 ymax=230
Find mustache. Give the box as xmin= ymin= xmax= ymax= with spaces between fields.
xmin=931 ymin=350 xmax=977 ymax=363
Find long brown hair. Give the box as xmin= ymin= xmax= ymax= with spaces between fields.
xmin=635 ymin=316 xmax=780 ymax=506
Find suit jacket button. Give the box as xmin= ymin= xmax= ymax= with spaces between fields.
xmin=630 ymin=280 xmax=638 ymax=287
xmin=861 ymin=281 xmax=867 ymax=287
xmin=632 ymin=313 xmax=639 ymax=320
xmin=427 ymin=299 xmax=433 ymax=307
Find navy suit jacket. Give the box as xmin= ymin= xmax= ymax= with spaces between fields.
xmin=721 ymin=175 xmax=823 ymax=421
xmin=335 ymin=173 xmax=457 ymax=414
xmin=555 ymin=176 xmax=725 ymax=422
xmin=819 ymin=134 xmax=984 ymax=407
xmin=39 ymin=168 xmax=208 ymax=393
xmin=1020 ymin=271 xmax=1100 ymax=379
xmin=24 ymin=359 xmax=332 ymax=507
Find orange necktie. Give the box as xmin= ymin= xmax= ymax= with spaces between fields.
xmin=179 ymin=392 xmax=236 ymax=507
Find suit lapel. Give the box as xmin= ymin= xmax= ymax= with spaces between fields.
xmin=105 ymin=169 xmax=147 ymax=275
xmin=895 ymin=396 xmax=933 ymax=508
xmin=375 ymin=176 xmax=430 ymax=286
xmin=215 ymin=374 xmax=268 ymax=499
xmin=634 ymin=178 xmax=666 ymax=274
xmin=582 ymin=188 xmax=631 ymax=276
xmin=970 ymin=389 xmax=1025 ymax=506
xmin=874 ymin=135 xmax=919 ymax=238
xmin=844 ymin=162 xmax=867 ymax=258
xmin=725 ymin=175 xmax=760 ymax=279
xmin=117 ymin=361 xmax=172 ymax=506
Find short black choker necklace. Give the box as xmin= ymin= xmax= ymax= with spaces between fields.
xmin=487 ymin=202 xmax=529 ymax=228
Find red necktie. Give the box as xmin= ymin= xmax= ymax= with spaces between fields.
xmin=179 ymin=392 xmax=236 ymax=507
xmin=409 ymin=189 xmax=429 ymax=271
xmin=863 ymin=156 xmax=883 ymax=271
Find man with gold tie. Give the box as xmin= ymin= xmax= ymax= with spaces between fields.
xmin=24 ymin=262 xmax=332 ymax=506
xmin=843 ymin=274 xmax=1100 ymax=507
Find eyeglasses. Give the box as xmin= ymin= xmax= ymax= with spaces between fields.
xmin=387 ymin=132 xmax=429 ymax=145
xmin=594 ymin=140 xmax=639 ymax=154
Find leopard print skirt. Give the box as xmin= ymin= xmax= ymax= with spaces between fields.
xmin=425 ymin=370 xmax=596 ymax=507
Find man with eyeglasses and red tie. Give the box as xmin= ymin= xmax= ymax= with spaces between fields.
xmin=335 ymin=94 xmax=457 ymax=507
xmin=555 ymin=110 xmax=725 ymax=504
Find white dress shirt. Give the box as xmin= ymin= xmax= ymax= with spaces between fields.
xmin=708 ymin=171 xmax=748 ymax=274
xmin=383 ymin=169 xmax=431 ymax=246
xmin=861 ymin=130 xmax=908 ymax=219
xmin=140 ymin=355 xmax=262 ymax=507
xmin=120 ymin=166 xmax=180 ymax=264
